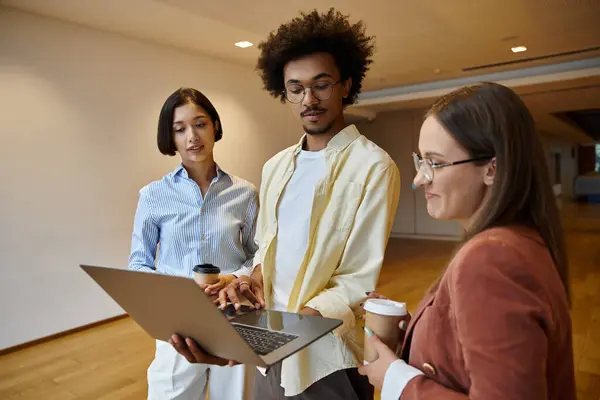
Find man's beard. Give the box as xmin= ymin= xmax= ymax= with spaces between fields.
xmin=303 ymin=119 xmax=335 ymax=135
xmin=301 ymin=107 xmax=335 ymax=135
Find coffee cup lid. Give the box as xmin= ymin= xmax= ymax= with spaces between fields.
xmin=364 ymin=299 xmax=407 ymax=316
xmin=193 ymin=264 xmax=220 ymax=274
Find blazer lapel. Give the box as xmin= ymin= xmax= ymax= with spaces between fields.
xmin=401 ymin=292 xmax=435 ymax=361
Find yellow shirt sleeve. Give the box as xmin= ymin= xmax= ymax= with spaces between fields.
xmin=305 ymin=163 xmax=400 ymax=335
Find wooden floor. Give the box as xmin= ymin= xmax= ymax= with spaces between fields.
xmin=1 ymin=201 xmax=599 ymax=399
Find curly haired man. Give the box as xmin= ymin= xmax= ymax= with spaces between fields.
xmin=171 ymin=8 xmax=401 ymax=399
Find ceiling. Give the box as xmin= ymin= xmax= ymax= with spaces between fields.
xmin=2 ymin=0 xmax=600 ymax=142
xmin=351 ymin=74 xmax=600 ymax=143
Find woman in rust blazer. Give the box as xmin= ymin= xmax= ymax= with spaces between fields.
xmin=359 ymin=82 xmax=576 ymax=399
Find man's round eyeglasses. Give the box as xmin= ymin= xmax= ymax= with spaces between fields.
xmin=412 ymin=152 xmax=493 ymax=182
xmin=283 ymin=81 xmax=341 ymax=104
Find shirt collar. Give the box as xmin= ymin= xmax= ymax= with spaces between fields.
xmin=292 ymin=124 xmax=361 ymax=156
xmin=172 ymin=163 xmax=227 ymax=181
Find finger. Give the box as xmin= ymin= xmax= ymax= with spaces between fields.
xmin=357 ymin=363 xmax=370 ymax=376
xmin=185 ymin=337 xmax=211 ymax=364
xmin=227 ymin=283 xmax=242 ymax=310
xmin=398 ymin=313 xmax=411 ymax=329
xmin=206 ymin=281 xmax=225 ymax=295
xmin=170 ymin=334 xmax=196 ymax=363
xmin=256 ymin=286 xmax=266 ymax=308
xmin=218 ymin=287 xmax=229 ymax=309
xmin=185 ymin=338 xmax=230 ymax=367
xmin=252 ymin=284 xmax=265 ymax=309
xmin=205 ymin=283 xmax=218 ymax=293
xmin=367 ymin=332 xmax=395 ymax=356
xmin=239 ymin=284 xmax=258 ymax=307
xmin=367 ymin=292 xmax=387 ymax=300
xmin=185 ymin=337 xmax=204 ymax=362
xmin=185 ymin=338 xmax=226 ymax=366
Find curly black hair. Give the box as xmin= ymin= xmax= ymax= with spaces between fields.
xmin=256 ymin=8 xmax=375 ymax=106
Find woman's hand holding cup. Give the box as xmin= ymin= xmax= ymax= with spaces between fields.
xmin=361 ymin=292 xmax=411 ymax=358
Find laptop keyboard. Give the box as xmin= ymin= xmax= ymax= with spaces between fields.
xmin=232 ymin=324 xmax=298 ymax=355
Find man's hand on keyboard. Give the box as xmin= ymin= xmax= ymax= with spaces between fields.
xmin=169 ymin=334 xmax=240 ymax=366
xmin=219 ymin=265 xmax=265 ymax=311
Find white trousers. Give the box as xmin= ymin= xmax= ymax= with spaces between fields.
xmin=148 ymin=340 xmax=251 ymax=400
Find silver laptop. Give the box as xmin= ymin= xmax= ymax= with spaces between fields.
xmin=80 ymin=264 xmax=342 ymax=368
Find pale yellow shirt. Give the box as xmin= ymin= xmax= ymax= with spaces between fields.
xmin=254 ymin=124 xmax=400 ymax=396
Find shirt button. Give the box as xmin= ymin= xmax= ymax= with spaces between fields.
xmin=201 ymin=233 xmax=206 ymax=240
xmin=422 ymin=362 xmax=436 ymax=376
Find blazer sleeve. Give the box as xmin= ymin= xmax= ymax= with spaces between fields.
xmin=400 ymin=238 xmax=551 ymax=399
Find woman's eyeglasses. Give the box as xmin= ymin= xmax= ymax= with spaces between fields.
xmin=412 ymin=152 xmax=493 ymax=182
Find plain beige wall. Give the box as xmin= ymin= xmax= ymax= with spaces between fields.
xmin=358 ymin=109 xmax=463 ymax=238
xmin=0 ymin=7 xmax=301 ymax=350
xmin=358 ymin=110 xmax=416 ymax=235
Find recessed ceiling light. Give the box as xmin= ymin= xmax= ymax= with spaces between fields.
xmin=235 ymin=41 xmax=253 ymax=48
xmin=511 ymin=46 xmax=527 ymax=53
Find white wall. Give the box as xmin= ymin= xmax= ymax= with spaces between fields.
xmin=0 ymin=7 xmax=300 ymax=350
xmin=357 ymin=110 xmax=462 ymax=239
xmin=541 ymin=135 xmax=578 ymax=199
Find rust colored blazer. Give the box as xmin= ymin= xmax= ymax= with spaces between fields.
xmin=399 ymin=226 xmax=576 ymax=399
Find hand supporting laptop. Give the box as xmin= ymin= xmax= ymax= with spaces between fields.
xmin=168 ymin=333 xmax=240 ymax=366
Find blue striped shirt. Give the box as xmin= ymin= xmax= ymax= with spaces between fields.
xmin=128 ymin=164 xmax=258 ymax=278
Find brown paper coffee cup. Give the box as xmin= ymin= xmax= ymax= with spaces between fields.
xmin=193 ymin=272 xmax=219 ymax=286
xmin=192 ymin=264 xmax=220 ymax=301
xmin=364 ymin=299 xmax=407 ymax=364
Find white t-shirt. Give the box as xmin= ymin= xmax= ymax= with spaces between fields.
xmin=272 ymin=149 xmax=326 ymax=311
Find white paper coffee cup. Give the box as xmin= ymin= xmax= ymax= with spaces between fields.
xmin=364 ymin=299 xmax=408 ymax=363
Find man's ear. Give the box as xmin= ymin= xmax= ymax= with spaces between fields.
xmin=343 ymin=77 xmax=352 ymax=98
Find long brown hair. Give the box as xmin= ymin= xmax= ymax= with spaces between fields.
xmin=426 ymin=82 xmax=570 ymax=302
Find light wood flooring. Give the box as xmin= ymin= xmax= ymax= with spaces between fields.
xmin=1 ymin=201 xmax=599 ymax=399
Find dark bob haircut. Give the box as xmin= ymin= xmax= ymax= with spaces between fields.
xmin=256 ymin=8 xmax=375 ymax=106
xmin=157 ymin=87 xmax=223 ymax=156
